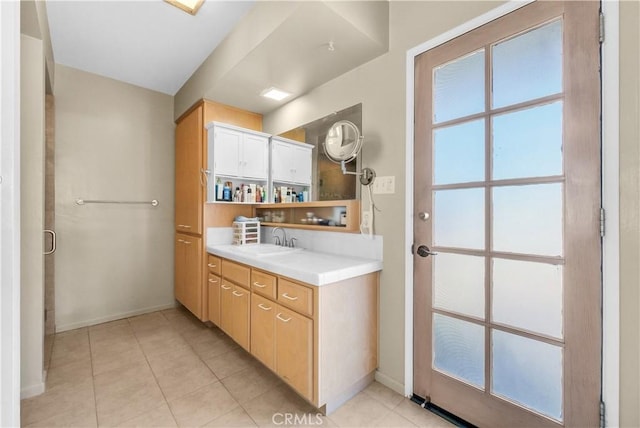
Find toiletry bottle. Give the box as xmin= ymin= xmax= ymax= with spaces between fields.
xmin=234 ymin=187 xmax=241 ymax=202
xmin=286 ymin=188 xmax=291 ymax=203
xmin=247 ymin=186 xmax=252 ymax=203
xmin=223 ymin=182 xmax=231 ymax=201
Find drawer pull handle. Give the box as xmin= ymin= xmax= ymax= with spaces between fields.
xmin=208 ymin=263 xmax=217 ymax=268
xmin=232 ymin=291 xmax=244 ymax=297
xmin=276 ymin=313 xmax=291 ymax=323
xmin=253 ymin=282 xmax=267 ymax=288
xmin=177 ymin=239 xmax=185 ymax=243
xmin=258 ymin=303 xmax=272 ymax=311
xmin=183 ymin=241 xmax=191 ymax=245
xmin=221 ymin=285 xmax=232 ymax=290
xmin=281 ymin=293 xmax=298 ymax=301
xmin=208 ymin=279 xmax=218 ymax=284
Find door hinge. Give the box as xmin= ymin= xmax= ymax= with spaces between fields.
xmin=599 ymin=12 xmax=605 ymax=43
xmin=600 ymin=400 xmax=606 ymax=428
xmin=600 ymin=207 xmax=606 ymax=237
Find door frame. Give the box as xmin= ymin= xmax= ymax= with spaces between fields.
xmin=403 ymin=0 xmax=620 ymax=425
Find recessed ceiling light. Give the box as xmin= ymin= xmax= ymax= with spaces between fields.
xmin=261 ymin=87 xmax=292 ymax=101
xmin=165 ymin=0 xmax=205 ymax=16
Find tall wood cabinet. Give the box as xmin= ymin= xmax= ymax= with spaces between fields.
xmin=174 ymin=100 xmax=262 ymax=320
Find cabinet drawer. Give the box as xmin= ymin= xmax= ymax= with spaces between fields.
xmin=222 ymin=259 xmax=250 ymax=288
xmin=207 ymin=255 xmax=221 ymax=275
xmin=278 ymin=279 xmax=313 ymax=317
xmin=251 ymin=270 xmax=277 ymax=300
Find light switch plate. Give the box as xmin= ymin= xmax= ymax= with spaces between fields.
xmin=373 ymin=176 xmax=395 ymax=194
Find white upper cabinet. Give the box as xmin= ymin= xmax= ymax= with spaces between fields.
xmin=208 ymin=123 xmax=270 ymax=180
xmin=271 ymin=137 xmax=313 ymax=185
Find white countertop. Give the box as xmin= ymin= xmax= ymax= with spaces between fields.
xmin=206 ymin=244 xmax=382 ymax=286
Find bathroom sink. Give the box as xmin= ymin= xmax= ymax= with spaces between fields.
xmin=232 ymin=244 xmax=302 ymax=257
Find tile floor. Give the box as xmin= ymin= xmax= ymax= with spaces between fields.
xmin=21 ymin=307 xmax=453 ymax=427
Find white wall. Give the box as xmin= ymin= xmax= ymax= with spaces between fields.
xmin=54 ymin=65 xmax=176 ymax=331
xmin=20 ymin=34 xmax=45 ymax=399
xmin=0 ymin=0 xmax=22 ymax=424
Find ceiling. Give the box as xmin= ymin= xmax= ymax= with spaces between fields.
xmin=46 ymin=0 xmax=255 ymax=95
xmin=45 ymin=1 xmax=390 ymax=115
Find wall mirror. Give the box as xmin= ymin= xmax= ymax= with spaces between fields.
xmin=279 ymin=104 xmax=362 ymax=201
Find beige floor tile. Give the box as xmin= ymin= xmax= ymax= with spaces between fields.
xmin=191 ymin=334 xmax=239 ymax=360
xmin=136 ymin=329 xmax=189 ymax=358
xmin=90 ymin=323 xmax=136 ymax=346
xmin=202 ymin=406 xmax=257 ymax=427
xmin=89 ymin=318 xmax=130 ymax=332
xmin=204 ymin=347 xmax=255 ymax=379
xmin=21 ymin=379 xmax=95 ymax=426
xmin=93 ymin=360 xmax=155 ymax=398
xmin=45 ymin=358 xmax=93 ymax=391
xmin=50 ymin=329 xmax=91 ymax=368
xmin=221 ymin=364 xmax=282 ymax=404
xmin=147 ymin=346 xmax=202 ymax=375
xmin=113 ymin=402 xmax=177 ymax=428
xmin=128 ymin=312 xmax=170 ymax=333
xmin=96 ymin=379 xmax=166 ymax=427
xmin=327 ymin=391 xmax=391 ymax=428
xmin=92 ymin=345 xmax=147 ymax=376
xmin=241 ymin=383 xmax=316 ymax=427
xmin=168 ymin=382 xmax=239 ymax=427
xmin=24 ymin=403 xmax=97 ymax=428
xmin=371 ymin=410 xmax=418 ymax=427
xmin=363 ymin=381 xmax=405 ymax=410
xmin=393 ymin=400 xmax=455 ymax=428
xmin=155 ymin=359 xmax=218 ymax=401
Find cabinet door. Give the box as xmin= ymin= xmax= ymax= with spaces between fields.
xmin=219 ymin=280 xmax=234 ymax=335
xmin=207 ymin=274 xmax=221 ymax=326
xmin=213 ymin=126 xmax=242 ymax=177
xmin=231 ymin=285 xmax=251 ymax=351
xmin=182 ymin=234 xmax=203 ymax=319
xmin=175 ymin=106 xmax=203 ymax=234
xmin=292 ymin=145 xmax=312 ymax=185
xmin=242 ymin=134 xmax=269 ymax=179
xmin=275 ymin=305 xmax=313 ymax=401
xmin=174 ymin=234 xmax=186 ymax=304
xmin=251 ymin=293 xmax=276 ymax=371
xmin=271 ymin=140 xmax=293 ymax=182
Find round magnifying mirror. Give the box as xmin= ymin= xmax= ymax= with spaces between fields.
xmin=323 ymin=120 xmax=364 ymax=163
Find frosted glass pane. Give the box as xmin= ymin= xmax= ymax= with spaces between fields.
xmin=434 ymin=119 xmax=485 ymax=185
xmin=433 ymin=314 xmax=484 ymax=388
xmin=434 ymin=50 xmax=485 ymax=123
xmin=434 ymin=188 xmax=485 ymax=250
xmin=492 ymin=330 xmax=563 ymax=421
xmin=493 ymin=183 xmax=562 ymax=256
xmin=493 ymin=102 xmax=563 ymax=180
xmin=493 ymin=20 xmax=562 ymax=108
xmin=434 ymin=253 xmax=485 ymax=319
xmin=493 ymin=259 xmax=563 ymax=338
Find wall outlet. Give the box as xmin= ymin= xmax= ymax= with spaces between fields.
xmin=361 ymin=211 xmax=371 ymax=229
xmin=372 ymin=175 xmax=395 ymax=194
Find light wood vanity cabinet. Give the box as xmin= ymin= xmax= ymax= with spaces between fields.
xmin=206 ymin=255 xmax=222 ymax=325
xmin=175 ymin=234 xmax=203 ymax=318
xmin=208 ymin=254 xmax=379 ymax=413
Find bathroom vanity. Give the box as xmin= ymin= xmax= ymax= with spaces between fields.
xmin=206 ymin=244 xmax=382 ymax=414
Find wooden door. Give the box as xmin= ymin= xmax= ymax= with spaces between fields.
xmin=219 ymin=280 xmax=233 ymax=335
xmin=275 ymin=305 xmax=313 ymax=401
xmin=181 ymin=234 xmax=202 ymax=318
xmin=413 ymin=2 xmax=601 ymax=427
xmin=251 ymin=293 xmax=276 ymax=371
xmin=175 ymin=105 xmax=203 ymax=234
xmin=231 ymin=285 xmax=251 ymax=351
xmin=207 ymin=274 xmax=221 ymax=326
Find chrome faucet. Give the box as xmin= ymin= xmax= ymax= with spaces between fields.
xmin=272 ymin=227 xmax=287 ymax=247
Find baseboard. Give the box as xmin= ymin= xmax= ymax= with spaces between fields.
xmin=374 ymin=370 xmax=406 ymax=396
xmin=21 ymin=378 xmax=45 ymax=400
xmin=55 ymin=302 xmax=177 ymax=332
